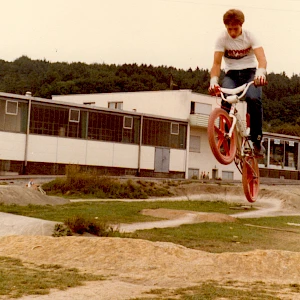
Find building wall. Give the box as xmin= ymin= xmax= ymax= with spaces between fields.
xmin=25 ymin=134 xmax=186 ymax=172
xmin=51 ymin=90 xmax=249 ymax=180
xmin=53 ymin=90 xmax=212 ymax=120
xmin=0 ymin=131 xmax=26 ymax=161
xmin=188 ymin=127 xmax=242 ymax=181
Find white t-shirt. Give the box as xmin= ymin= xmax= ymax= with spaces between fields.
xmin=214 ymin=29 xmax=262 ymax=73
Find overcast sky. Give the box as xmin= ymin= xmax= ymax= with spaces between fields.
xmin=1 ymin=0 xmax=299 ymax=76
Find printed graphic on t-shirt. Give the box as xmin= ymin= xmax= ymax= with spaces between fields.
xmin=224 ymin=47 xmax=252 ymax=60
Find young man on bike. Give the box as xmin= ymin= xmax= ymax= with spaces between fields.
xmin=209 ymin=9 xmax=267 ymax=157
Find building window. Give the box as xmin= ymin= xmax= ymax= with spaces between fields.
xmin=88 ymin=111 xmax=122 ymax=142
xmin=171 ymin=123 xmax=179 ymax=135
xmin=108 ymin=102 xmax=123 ymax=110
xmin=30 ymin=104 xmax=82 ymax=138
xmin=0 ymin=100 xmax=26 ymax=133
xmin=88 ymin=111 xmax=139 ymax=144
xmin=269 ymin=138 xmax=284 ymax=168
xmin=285 ymin=141 xmax=298 ymax=169
xmin=123 ymin=116 xmax=133 ymax=129
xmin=190 ymin=102 xmax=212 ymax=115
xmin=6 ymin=101 xmax=18 ymax=115
xmin=69 ymin=109 xmax=80 ymax=123
xmin=222 ymin=171 xmax=234 ymax=180
xmin=189 ymin=135 xmax=200 ymax=152
xmin=142 ymin=118 xmax=187 ymax=149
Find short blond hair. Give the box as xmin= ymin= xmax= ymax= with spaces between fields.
xmin=223 ymin=9 xmax=245 ymax=26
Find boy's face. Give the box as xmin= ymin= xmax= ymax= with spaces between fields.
xmin=226 ymin=24 xmax=242 ymax=39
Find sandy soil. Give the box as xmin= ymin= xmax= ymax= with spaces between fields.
xmin=0 ymin=180 xmax=300 ymax=299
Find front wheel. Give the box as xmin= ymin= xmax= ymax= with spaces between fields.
xmin=208 ymin=108 xmax=237 ymax=165
xmin=242 ymin=156 xmax=260 ymax=203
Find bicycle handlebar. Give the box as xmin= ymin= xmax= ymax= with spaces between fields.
xmin=220 ymin=81 xmax=254 ymax=104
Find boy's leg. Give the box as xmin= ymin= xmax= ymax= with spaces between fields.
xmin=221 ymin=75 xmax=236 ymax=112
xmin=246 ymin=84 xmax=265 ymax=155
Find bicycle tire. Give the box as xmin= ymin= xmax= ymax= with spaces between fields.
xmin=242 ymin=156 xmax=260 ymax=203
xmin=208 ymin=108 xmax=237 ymax=165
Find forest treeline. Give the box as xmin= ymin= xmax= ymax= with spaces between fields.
xmin=1 ymin=55 xmax=300 ymax=137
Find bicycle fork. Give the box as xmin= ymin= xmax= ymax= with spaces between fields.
xmin=228 ymin=105 xmax=253 ymax=158
xmin=227 ymin=104 xmax=237 ymax=139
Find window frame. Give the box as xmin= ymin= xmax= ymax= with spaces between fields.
xmin=108 ymin=101 xmax=123 ymax=110
xmin=193 ymin=102 xmax=212 ymax=115
xmin=123 ymin=116 xmax=133 ymax=129
xmin=5 ymin=100 xmax=18 ymax=115
xmin=171 ymin=122 xmax=179 ymax=135
xmin=69 ymin=109 xmax=80 ymax=123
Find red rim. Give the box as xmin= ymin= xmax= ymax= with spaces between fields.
xmin=242 ymin=156 xmax=260 ymax=203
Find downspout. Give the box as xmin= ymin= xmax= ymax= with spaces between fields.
xmin=185 ymin=123 xmax=190 ymax=179
xmin=23 ymin=92 xmax=32 ymax=174
xmin=137 ymin=114 xmax=143 ymax=176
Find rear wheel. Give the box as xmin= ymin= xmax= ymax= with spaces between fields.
xmin=208 ymin=108 xmax=237 ymax=165
xmin=242 ymin=156 xmax=260 ymax=203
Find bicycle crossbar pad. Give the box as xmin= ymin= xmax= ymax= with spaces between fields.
xmin=220 ymin=83 xmax=248 ymax=95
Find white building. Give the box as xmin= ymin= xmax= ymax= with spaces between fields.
xmin=0 ymin=89 xmax=299 ymax=180
xmin=52 ymin=89 xmax=248 ymax=180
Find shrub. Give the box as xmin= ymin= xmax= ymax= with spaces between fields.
xmin=52 ymin=224 xmax=73 ymax=237
xmin=64 ymin=215 xmax=118 ymax=237
xmin=42 ymin=171 xmax=173 ymax=199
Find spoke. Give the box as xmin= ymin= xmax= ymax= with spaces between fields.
xmin=214 ymin=125 xmax=226 ymax=150
xmin=223 ymin=139 xmax=230 ymax=155
xmin=214 ymin=125 xmax=224 ymax=138
xmin=214 ymin=117 xmax=231 ymax=156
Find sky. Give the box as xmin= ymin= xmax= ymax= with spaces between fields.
xmin=1 ymin=0 xmax=300 ymax=77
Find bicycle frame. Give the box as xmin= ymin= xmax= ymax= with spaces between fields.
xmin=219 ymin=81 xmax=254 ymax=166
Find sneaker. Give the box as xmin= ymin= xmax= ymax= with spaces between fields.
xmin=253 ymin=144 xmax=265 ymax=158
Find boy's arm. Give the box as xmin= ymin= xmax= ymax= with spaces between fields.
xmin=254 ymin=47 xmax=267 ymax=86
xmin=209 ymin=51 xmax=223 ymax=94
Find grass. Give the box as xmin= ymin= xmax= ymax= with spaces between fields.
xmin=133 ymin=280 xmax=298 ymax=299
xmin=0 ymin=200 xmax=300 ymax=253
xmin=0 ymin=256 xmax=104 ymax=298
xmin=0 ymin=200 xmax=242 ymax=224
xmin=131 ymin=217 xmax=300 ymax=253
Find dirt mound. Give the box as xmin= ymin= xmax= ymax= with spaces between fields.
xmin=170 ymin=182 xmax=245 ymax=201
xmin=1 ymin=236 xmax=300 ymax=299
xmin=0 ymin=185 xmax=69 ymax=206
xmin=259 ymin=184 xmax=300 ymax=211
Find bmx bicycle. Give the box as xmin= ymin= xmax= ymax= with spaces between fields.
xmin=207 ymin=81 xmax=260 ymax=203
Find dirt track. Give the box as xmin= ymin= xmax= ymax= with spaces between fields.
xmin=0 ymin=181 xmax=300 ymax=299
